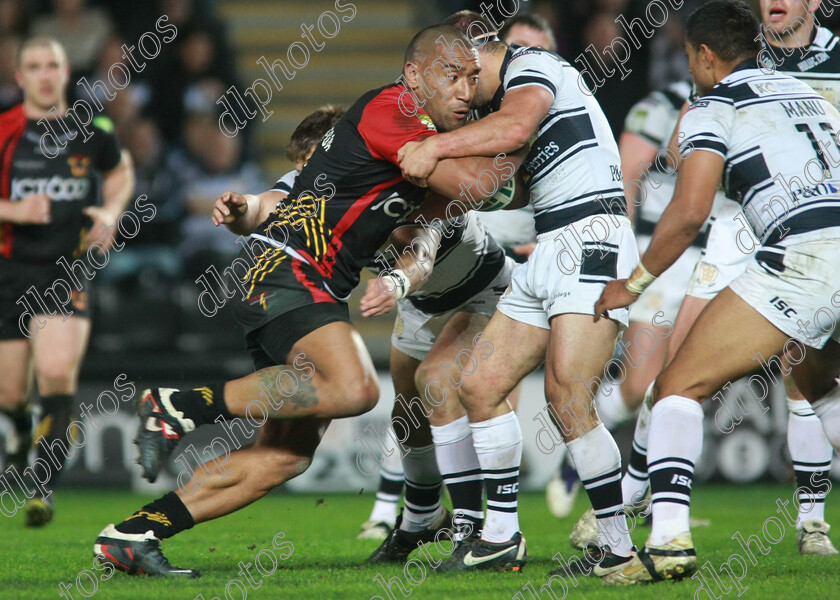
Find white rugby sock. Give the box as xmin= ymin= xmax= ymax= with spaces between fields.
xmin=813 ymin=384 xmax=840 ymax=452
xmin=471 ymin=411 xmax=522 ymax=543
xmin=399 ymin=444 xmax=442 ymax=532
xmin=431 ymin=416 xmax=484 ymax=539
xmin=594 ymin=378 xmax=633 ymax=430
xmin=369 ymin=449 xmax=404 ymax=524
xmin=788 ymin=398 xmax=832 ymax=526
xmin=648 ymin=395 xmax=704 ymax=546
xmin=567 ymin=424 xmax=634 ymax=557
xmin=621 ymin=382 xmax=653 ymax=506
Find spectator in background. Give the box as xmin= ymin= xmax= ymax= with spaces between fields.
xmin=0 ymin=37 xmax=22 ymax=112
xmin=176 ymin=110 xmax=264 ymax=276
xmin=499 ymin=13 xmax=557 ymax=52
xmin=150 ymin=23 xmax=239 ymax=142
xmin=580 ymin=7 xmax=648 ymax=136
xmin=648 ymin=13 xmax=690 ymax=89
xmin=31 ymin=0 xmax=113 ymax=78
xmin=0 ymin=0 xmax=28 ymax=37
xmin=101 ymin=117 xmax=184 ymax=285
xmin=648 ymin=16 xmax=689 ymax=90
xmin=75 ymin=36 xmax=153 ymax=130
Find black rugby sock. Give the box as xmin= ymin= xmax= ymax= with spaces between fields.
xmin=116 ymin=492 xmax=195 ymax=539
xmin=169 ymin=383 xmax=232 ymax=426
xmin=34 ymin=394 xmax=75 ymax=492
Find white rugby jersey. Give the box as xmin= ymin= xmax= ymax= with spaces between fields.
xmin=271 ymin=169 xmax=298 ymax=194
xmin=679 ymin=63 xmax=840 ymax=246
xmin=475 ymin=203 xmax=536 ymax=246
xmin=402 ymin=212 xmax=506 ymax=314
xmin=763 ymin=26 xmax=840 ymax=111
xmin=624 ymin=80 xmax=692 ymax=228
xmin=624 ymin=80 xmax=725 ymax=247
xmin=492 ymin=45 xmax=626 ymax=234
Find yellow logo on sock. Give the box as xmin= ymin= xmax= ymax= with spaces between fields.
xmin=125 ymin=510 xmax=172 ymax=527
xmin=194 ymin=386 xmax=214 ymax=406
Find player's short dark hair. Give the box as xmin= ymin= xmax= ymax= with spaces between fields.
xmin=443 ymin=10 xmax=504 ymax=53
xmin=686 ymin=0 xmax=761 ymax=63
xmin=404 ymin=23 xmax=472 ymax=66
xmin=286 ymin=105 xmax=345 ymax=162
xmin=499 ymin=14 xmax=557 ymax=51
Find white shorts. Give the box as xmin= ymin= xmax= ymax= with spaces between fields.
xmin=630 ymin=234 xmax=702 ymax=324
xmin=729 ymin=238 xmax=840 ymax=349
xmin=391 ymin=258 xmax=515 ymax=361
xmin=497 ymin=215 xmax=638 ymax=330
xmin=686 ymin=199 xmax=757 ymax=300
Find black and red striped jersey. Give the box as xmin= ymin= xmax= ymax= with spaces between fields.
xmin=0 ymin=104 xmax=122 ymax=263
xmin=250 ymin=83 xmax=437 ymax=300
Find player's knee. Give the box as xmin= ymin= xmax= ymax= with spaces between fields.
xmin=36 ymin=366 xmax=75 ymax=394
xmin=262 ymin=450 xmax=313 ymax=488
xmin=0 ymin=386 xmax=26 ymax=411
xmin=345 ymin=379 xmax=379 ymax=414
xmin=414 ymin=361 xmax=435 ymax=392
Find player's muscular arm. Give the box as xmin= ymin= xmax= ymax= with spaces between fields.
xmin=619 ymin=131 xmax=659 ymax=223
xmin=435 ymin=86 xmax=552 ymax=158
xmin=212 ymin=190 xmax=287 ymax=235
xmin=84 ymin=151 xmax=135 ymax=248
xmin=641 ymin=149 xmax=723 ymax=276
xmin=0 ymin=193 xmax=51 ymax=224
xmin=398 ymin=86 xmax=552 ymax=184
xmin=595 ymin=149 xmax=721 ymax=319
xmin=425 ymin=145 xmax=527 ymax=202
xmin=360 ymin=225 xmax=441 ymax=317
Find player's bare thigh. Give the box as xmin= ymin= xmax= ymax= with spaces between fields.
xmin=414 ymin=310 xmax=490 ymax=427
xmin=546 ymin=313 xmax=619 ymax=441
xmin=0 ymin=338 xmax=31 ymax=411
xmin=620 ymin=319 xmax=670 ymax=410
xmin=655 ymin=288 xmax=790 ymax=404
xmin=457 ymin=311 xmax=549 ymax=422
xmin=30 ymin=315 xmax=91 ymax=396
xmin=225 ymin=321 xmax=380 ymax=419
xmin=789 ymin=339 xmax=840 ymax=402
xmin=663 ymin=295 xmax=709 ymax=367
xmin=389 ymin=346 xmax=429 ymax=447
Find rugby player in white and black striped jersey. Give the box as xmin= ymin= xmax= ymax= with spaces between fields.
xmin=398 ymin=23 xmax=640 ymax=574
xmin=595 ymin=1 xmax=840 ymax=584
xmin=612 ymin=0 xmax=840 ymax=559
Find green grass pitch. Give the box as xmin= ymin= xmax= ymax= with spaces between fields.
xmin=3 ymin=485 xmax=839 ymax=599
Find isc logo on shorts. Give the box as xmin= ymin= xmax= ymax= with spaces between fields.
xmin=770 ymin=295 xmax=798 ymax=318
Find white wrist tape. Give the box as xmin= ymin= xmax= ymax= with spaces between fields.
xmin=385 ymin=269 xmax=411 ymax=300
xmin=624 ymin=263 xmax=656 ymax=295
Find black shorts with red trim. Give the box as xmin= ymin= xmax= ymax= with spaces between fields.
xmin=0 ymin=258 xmax=92 ymax=340
xmin=229 ymin=251 xmax=350 ymax=366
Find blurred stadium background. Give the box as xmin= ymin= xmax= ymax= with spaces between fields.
xmin=1 ymin=0 xmax=839 ymax=498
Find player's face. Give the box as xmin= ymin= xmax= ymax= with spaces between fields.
xmin=16 ymin=45 xmax=69 ymax=111
xmin=686 ymin=41 xmax=715 ymax=96
xmin=760 ymin=0 xmax=813 ymax=39
xmin=416 ymin=46 xmax=480 ymax=132
xmin=503 ymin=24 xmax=556 ymax=52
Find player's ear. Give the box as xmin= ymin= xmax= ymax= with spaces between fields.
xmin=403 ymin=62 xmax=422 ymax=91
xmin=700 ymin=44 xmax=714 ymax=68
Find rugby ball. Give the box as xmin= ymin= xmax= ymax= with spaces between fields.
xmin=476 ymin=178 xmax=516 ymax=212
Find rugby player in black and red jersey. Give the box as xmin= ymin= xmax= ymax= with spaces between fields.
xmin=0 ymin=37 xmax=134 ymax=527
xmin=94 ymin=24 xmax=527 ymax=577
